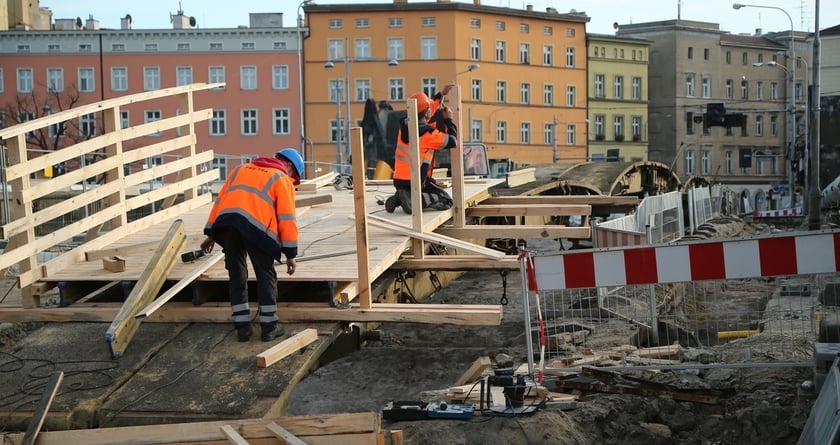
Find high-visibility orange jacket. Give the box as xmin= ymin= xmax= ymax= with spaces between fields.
xmin=204 ymin=157 xmax=298 ymax=260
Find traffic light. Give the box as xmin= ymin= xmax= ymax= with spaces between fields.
xmin=724 ymin=113 xmax=747 ymax=128
xmin=704 ymin=103 xmax=726 ymax=128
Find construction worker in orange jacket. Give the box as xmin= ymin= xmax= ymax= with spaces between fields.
xmin=385 ymin=88 xmax=457 ymax=214
xmin=200 ymin=148 xmax=304 ymax=343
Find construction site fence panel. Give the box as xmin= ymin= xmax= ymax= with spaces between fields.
xmin=687 ymin=187 xmax=714 ymax=234
xmin=592 ymin=190 xmax=683 ymax=249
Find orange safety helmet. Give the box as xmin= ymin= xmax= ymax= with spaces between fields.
xmin=409 ymin=92 xmax=432 ymax=113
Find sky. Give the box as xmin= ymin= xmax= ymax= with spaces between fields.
xmin=42 ymin=0 xmax=838 ymax=35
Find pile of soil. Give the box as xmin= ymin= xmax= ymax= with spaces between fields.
xmin=286 ymin=269 xmax=817 ymax=444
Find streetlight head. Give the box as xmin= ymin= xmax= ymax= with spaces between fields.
xmin=468 ymin=64 xmax=480 ymax=71
xmin=388 ymin=59 xmax=399 ymax=67
xmin=732 ymin=3 xmax=745 ymax=10
xmin=767 ymin=60 xmax=777 ymax=66
xmin=324 ymin=61 xmax=335 ymax=69
xmin=752 ymin=62 xmax=763 ymax=67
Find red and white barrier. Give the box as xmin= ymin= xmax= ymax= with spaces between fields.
xmin=534 ymin=231 xmax=840 ymax=290
xmin=753 ymin=207 xmax=803 ymax=218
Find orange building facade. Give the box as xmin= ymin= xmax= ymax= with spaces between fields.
xmin=0 ymin=17 xmax=302 ymax=181
xmin=302 ymin=1 xmax=589 ymax=173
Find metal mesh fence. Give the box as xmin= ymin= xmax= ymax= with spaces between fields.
xmin=531 ymin=274 xmax=820 ymax=373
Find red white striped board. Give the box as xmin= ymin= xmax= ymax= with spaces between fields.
xmin=754 ymin=207 xmax=803 ymax=218
xmin=593 ymin=227 xmax=647 ymax=249
xmin=533 ymin=230 xmax=840 ymax=290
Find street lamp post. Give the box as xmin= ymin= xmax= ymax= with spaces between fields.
xmin=734 ymin=3 xmax=795 ymax=205
xmin=325 ymin=38 xmax=397 ymax=173
xmin=296 ymin=0 xmax=313 ymax=174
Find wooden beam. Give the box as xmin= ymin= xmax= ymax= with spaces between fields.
xmin=219 ymin=425 xmax=250 ymax=445
xmin=21 ymin=371 xmax=63 ymax=445
xmin=406 ymin=98 xmax=424 ymax=259
xmin=484 ymin=196 xmax=640 ymax=206
xmin=76 ymin=280 xmax=123 ymax=305
xmin=368 ymin=214 xmax=503 ymax=259
xmin=451 ymin=85 xmax=466 ymax=229
xmin=297 ymin=171 xmax=338 ymax=192
xmin=266 ymin=422 xmax=309 ymax=445
xmin=256 ymin=328 xmax=319 ymax=368
xmin=3 ymin=412 xmax=380 ymax=445
xmin=454 ymin=356 xmax=491 ymax=386
xmin=436 ymin=225 xmax=591 ymax=240
xmin=505 ymin=167 xmax=536 ymax=188
xmin=85 ymin=234 xmax=206 ymax=261
xmin=466 ymin=204 xmax=592 ymax=217
xmin=134 ymin=251 xmax=224 ymax=318
xmin=392 ymin=256 xmax=519 ymax=271
xmin=350 ymin=127 xmax=373 ymax=309
xmin=294 ymin=194 xmax=333 ymax=207
xmin=105 ymin=219 xmax=186 ymax=359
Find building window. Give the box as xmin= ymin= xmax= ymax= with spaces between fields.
xmin=741 ymin=116 xmax=749 ymax=136
xmin=520 ymin=23 xmax=529 ymax=33
xmin=755 ymin=115 xmax=763 ymax=136
xmin=701 ymin=149 xmax=711 ymax=175
xmin=421 ymin=37 xmax=437 ymax=59
xmin=421 ymin=78 xmax=436 ymax=98
xmin=520 ymin=82 xmax=530 ymax=104
xmin=209 ymin=42 xmax=223 ymax=51
xmin=771 ymin=115 xmax=778 ymax=136
xmin=328 ymin=79 xmax=344 ymax=103
xmin=544 ymin=26 xmax=553 ymax=36
xmin=520 ymin=122 xmax=530 ymax=143
xmin=543 ymin=45 xmax=553 ymax=65
xmin=726 ymin=79 xmax=733 ymax=98
xmin=120 ymin=110 xmax=130 ymax=129
xmin=688 ymin=47 xmax=694 ymax=59
xmin=329 ymin=120 xmax=340 ymax=143
xmin=210 ymin=110 xmax=226 ymax=136
xmin=356 ymin=79 xmax=371 ymax=101
xmin=275 ymin=41 xmax=288 ymax=50
xmin=701 ymin=77 xmax=711 ymax=98
xmin=422 ymin=17 xmax=436 ymax=26
xmin=613 ymin=115 xmax=624 ymax=140
xmin=496 ymin=81 xmax=507 ymax=103
xmin=356 ymin=18 xmax=369 ymax=28
xmin=495 ymin=41 xmax=506 ymax=62
xmin=471 ymin=79 xmax=482 ymax=101
xmin=388 ymin=38 xmax=404 ymax=60
xmin=595 ymin=74 xmax=605 ymax=98
xmin=567 ymin=124 xmax=576 ymax=146
xmin=566 ymin=85 xmax=575 ymax=107
xmin=145 ymin=43 xmax=158 ymax=51
xmin=47 ymin=68 xmax=64 ymax=92
xmin=273 ymin=108 xmax=290 ymax=135
xmin=328 ymin=39 xmax=344 ymax=60
xmin=496 ymin=21 xmax=505 ymax=31
xmin=470 ymin=39 xmax=481 ymax=60
xmin=79 ymin=113 xmax=96 ymax=137
xmin=741 ymin=79 xmax=748 ymax=99
xmin=544 ymin=123 xmax=554 ymax=144
xmin=742 ymin=52 xmax=748 ymax=65
xmin=241 ymin=109 xmax=258 ymax=135
xmin=79 ymin=44 xmax=92 ymax=52
xmin=112 ymin=43 xmax=125 ymax=51
xmin=566 ymin=28 xmax=575 ymax=37
xmin=177 ymin=43 xmax=190 ymax=51
xmin=704 ymin=48 xmax=710 ymax=60
xmin=145 ymin=110 xmax=162 ymax=136
xmin=632 ymin=116 xmax=641 ymax=140
xmin=725 ymin=150 xmax=733 ymax=174
xmin=770 ymin=82 xmax=778 ymax=100
xmin=388 ymin=18 xmax=402 ymax=28
xmin=389 ymin=78 xmax=404 ymax=100
xmin=594 ymin=115 xmax=605 ymax=139
xmin=796 ymin=82 xmax=804 ymax=101
xmin=685 ymin=73 xmax=695 ymax=97
xmin=143 ymin=67 xmax=160 ymax=91
xmin=632 ymin=77 xmax=641 ymax=100
xmin=240 ymin=66 xmax=257 ymax=90
xmin=566 ymin=47 xmax=575 ymax=67
xmin=46 ymin=44 xmax=60 ymax=52
xmin=614 ymin=75 xmax=624 ymax=99
xmin=686 ymin=112 xmax=696 ymax=135
xmin=519 ymin=43 xmax=530 ymax=64
xmin=78 ymin=67 xmax=95 ymax=93
xmin=209 ymin=66 xmax=225 ymax=89
xmin=496 ymin=120 xmax=507 ymax=142
xmin=470 ymin=120 xmax=482 ymax=142
xmin=111 ymin=67 xmax=127 ymax=91
xmin=355 ymin=38 xmax=370 ymax=59
xmin=17 ymin=44 xmax=30 ymax=53
xmin=272 ymin=65 xmax=289 ymax=90
xmin=471 ymin=18 xmax=481 ymax=28
xmin=726 ymin=51 xmax=732 ymax=64
xmin=211 ymin=157 xmax=228 ymax=181
xmin=176 ymin=66 xmax=193 ymax=86
xmin=756 ymin=81 xmax=764 ymax=100
xmin=328 ymin=19 xmax=343 ymax=29
xmin=543 ymin=84 xmax=554 ymax=105
xmin=685 ymin=149 xmax=695 ymax=175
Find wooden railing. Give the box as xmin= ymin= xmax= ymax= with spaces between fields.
xmin=0 ymin=83 xmax=222 ymax=307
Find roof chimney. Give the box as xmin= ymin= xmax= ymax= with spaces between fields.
xmin=85 ymin=14 xmax=100 ymax=30
xmin=755 ymin=28 xmax=762 ymax=36
xmin=526 ymin=4 xmax=533 ymax=11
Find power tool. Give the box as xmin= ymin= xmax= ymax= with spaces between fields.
xmin=181 ymin=250 xmax=205 ymax=262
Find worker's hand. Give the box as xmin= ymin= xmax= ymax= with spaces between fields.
xmin=286 ymin=257 xmax=296 ymax=275
xmin=442 ymin=106 xmax=453 ymax=120
xmin=200 ymin=236 xmax=215 ymax=255
xmin=442 ymin=84 xmax=455 ymax=95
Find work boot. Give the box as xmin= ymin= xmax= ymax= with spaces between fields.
xmin=385 ymin=194 xmax=400 ymax=213
xmin=261 ymin=324 xmax=285 ymax=342
xmin=397 ymin=189 xmax=413 ymax=215
xmin=236 ymin=325 xmax=252 ymax=342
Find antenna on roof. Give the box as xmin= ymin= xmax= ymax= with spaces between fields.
xmin=677 ymin=0 xmax=682 ymax=20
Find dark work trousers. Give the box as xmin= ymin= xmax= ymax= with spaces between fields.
xmin=218 ymin=228 xmax=278 ymax=332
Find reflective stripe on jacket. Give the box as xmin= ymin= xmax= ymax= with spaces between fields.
xmin=204 ymin=157 xmax=298 ymax=260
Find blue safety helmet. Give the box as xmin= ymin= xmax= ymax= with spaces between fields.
xmin=275 ymin=148 xmax=304 ymax=184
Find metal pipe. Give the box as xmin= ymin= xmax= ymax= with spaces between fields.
xmin=808 ymin=0 xmax=822 ymax=230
